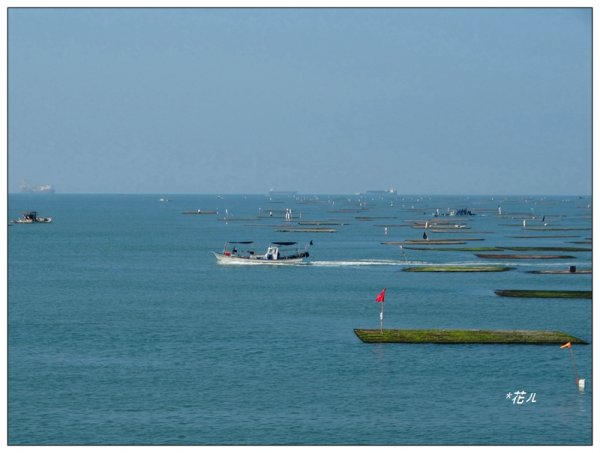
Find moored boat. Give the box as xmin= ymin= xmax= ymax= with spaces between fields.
xmin=213 ymin=241 xmax=311 ymax=265
xmin=12 ymin=211 xmax=53 ymax=224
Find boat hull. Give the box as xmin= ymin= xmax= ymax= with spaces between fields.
xmin=12 ymin=211 xmax=52 ymax=223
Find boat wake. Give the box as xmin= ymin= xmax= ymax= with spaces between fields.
xmin=309 ymin=259 xmax=424 ymax=267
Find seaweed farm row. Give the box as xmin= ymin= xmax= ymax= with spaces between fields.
xmin=171 ymin=193 xmax=592 ymax=344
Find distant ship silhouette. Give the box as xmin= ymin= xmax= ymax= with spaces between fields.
xmin=20 ymin=181 xmax=55 ymax=193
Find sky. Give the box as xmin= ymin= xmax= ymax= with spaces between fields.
xmin=6 ymin=7 xmax=593 ymax=195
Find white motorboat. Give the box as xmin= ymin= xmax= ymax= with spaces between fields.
xmin=213 ymin=241 xmax=311 ymax=265
xmin=12 ymin=211 xmax=53 ymax=223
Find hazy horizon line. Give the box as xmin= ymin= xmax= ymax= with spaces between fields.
xmin=7 ymin=191 xmax=592 ymax=197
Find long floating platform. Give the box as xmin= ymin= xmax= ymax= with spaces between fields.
xmin=217 ymin=217 xmax=260 ymax=222
xmin=297 ymin=221 xmax=349 ymax=226
xmin=411 ymin=225 xmax=470 ymax=229
xmin=475 ymin=253 xmax=575 ymax=259
xmin=355 ymin=216 xmax=398 ymax=221
xmin=495 ymin=289 xmax=592 ymax=299
xmin=408 ymin=238 xmax=484 ymax=242
xmin=527 ymin=269 xmax=592 ymax=274
xmin=404 ymin=246 xmax=590 ymax=252
xmin=382 ymin=240 xmax=468 ymax=245
xmin=182 ymin=210 xmax=218 ymax=215
xmin=275 ymin=228 xmax=336 ymax=233
xmin=511 ymin=235 xmax=580 ymax=239
xmin=525 ymin=227 xmax=591 ymax=231
xmin=382 ymin=238 xmax=483 ymax=245
xmin=353 ymin=329 xmax=588 ymax=344
xmin=403 ymin=265 xmax=514 ymax=272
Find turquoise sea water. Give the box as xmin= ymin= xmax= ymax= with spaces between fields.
xmin=8 ymin=194 xmax=592 ymax=445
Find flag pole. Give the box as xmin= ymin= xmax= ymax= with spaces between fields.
xmin=380 ymin=300 xmax=384 ymax=333
xmin=561 ymin=342 xmax=583 ymax=390
xmin=375 ymin=288 xmax=386 ymax=334
xmin=569 ymin=348 xmax=579 ymax=386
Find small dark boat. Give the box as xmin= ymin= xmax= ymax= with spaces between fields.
xmin=12 ymin=211 xmax=52 ymax=224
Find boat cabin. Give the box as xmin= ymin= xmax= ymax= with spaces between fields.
xmin=24 ymin=211 xmax=38 ymax=221
xmin=265 ymin=246 xmax=281 ymax=260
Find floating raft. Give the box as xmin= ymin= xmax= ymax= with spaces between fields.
xmin=475 ymin=253 xmax=575 ymax=259
xmin=411 ymin=226 xmax=470 ymax=230
xmin=423 ymin=238 xmax=483 ymax=242
xmin=505 ymin=246 xmax=591 ymax=252
xmin=511 ymin=235 xmax=580 ymax=238
xmin=218 ymin=217 xmax=259 ymax=222
xmin=408 ymin=246 xmax=590 ymax=252
xmin=410 ymin=220 xmax=472 ymax=226
xmin=275 ymin=227 xmax=336 ymax=233
xmin=353 ymin=329 xmax=588 ymax=345
xmin=182 ymin=210 xmax=217 ymax=215
xmin=355 ymin=216 xmax=398 ymax=221
xmin=404 ymin=246 xmax=500 ymax=251
xmin=528 ymin=269 xmax=592 ymax=274
xmin=495 ymin=289 xmax=592 ymax=299
xmin=382 ymin=240 xmax=467 ymax=245
xmin=383 ymin=239 xmax=483 ymax=245
xmin=374 ymin=224 xmax=411 ymax=228
xmin=297 ymin=221 xmax=348 ymax=226
xmin=425 ymin=229 xmax=478 ymax=233
xmin=525 ymin=227 xmax=591 ymax=231
xmin=403 ymin=265 xmax=514 ymax=272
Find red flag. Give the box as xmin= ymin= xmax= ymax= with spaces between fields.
xmin=375 ymin=288 xmax=386 ymax=303
xmin=560 ymin=341 xmax=572 ymax=349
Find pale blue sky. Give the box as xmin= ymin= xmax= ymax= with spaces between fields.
xmin=8 ymin=8 xmax=592 ymax=194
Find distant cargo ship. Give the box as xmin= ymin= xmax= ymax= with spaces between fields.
xmin=365 ymin=188 xmax=397 ymax=195
xmin=268 ymin=190 xmax=298 ymax=196
xmin=20 ymin=182 xmax=55 ymax=194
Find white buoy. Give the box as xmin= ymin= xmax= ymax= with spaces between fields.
xmin=578 ymin=379 xmax=585 ymax=392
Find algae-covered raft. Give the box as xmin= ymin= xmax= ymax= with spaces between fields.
xmin=353 ymin=329 xmax=588 ymax=344
xmin=403 ymin=265 xmax=513 ymax=272
xmin=495 ymin=289 xmax=592 ymax=299
xmin=528 ymin=269 xmax=592 ymax=274
xmin=475 ymin=253 xmax=575 ymax=259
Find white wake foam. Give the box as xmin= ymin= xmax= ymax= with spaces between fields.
xmin=308 ymin=259 xmax=424 ymax=267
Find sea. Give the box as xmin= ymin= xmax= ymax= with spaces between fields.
xmin=7 ymin=193 xmax=593 ymax=445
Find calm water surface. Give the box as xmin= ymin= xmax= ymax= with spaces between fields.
xmin=8 ymin=194 xmax=592 ymax=445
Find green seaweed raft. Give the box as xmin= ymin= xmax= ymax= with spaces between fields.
xmin=403 ymin=265 xmax=513 ymax=272
xmin=494 ymin=289 xmax=592 ymax=299
xmin=353 ymin=329 xmax=588 ymax=344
